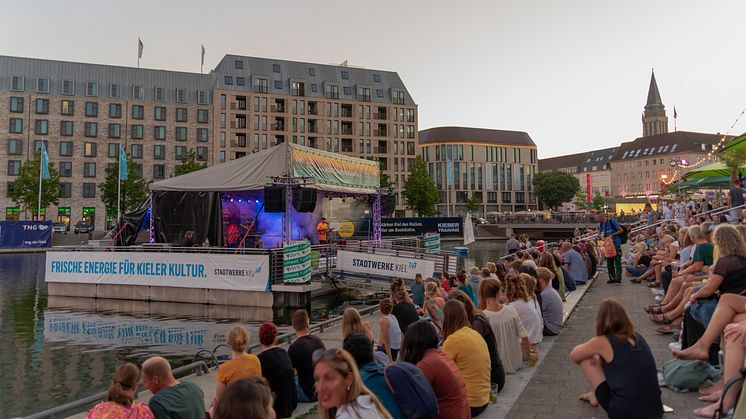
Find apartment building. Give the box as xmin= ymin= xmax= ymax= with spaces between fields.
xmin=419 ymin=126 xmax=539 ymax=214
xmin=0 ymin=54 xmax=417 ymax=229
xmin=539 ymin=147 xmax=617 ymax=201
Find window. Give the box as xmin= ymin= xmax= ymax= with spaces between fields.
xmin=309 ymin=68 xmax=316 ymax=77
xmin=60 ymin=182 xmax=72 ymax=198
xmin=9 ymin=97 xmax=24 ymax=113
xmin=8 ymin=139 xmax=22 ymax=155
xmin=35 ymin=99 xmax=49 ymax=114
xmin=197 ymin=109 xmax=209 ymax=123
xmin=61 ymin=100 xmax=74 ymax=115
xmin=153 ymin=106 xmax=166 ymax=121
xmin=9 ymin=118 xmax=23 ymax=133
xmin=176 ymin=108 xmax=188 ymax=122
xmin=154 ymin=126 xmax=166 ymax=140
xmin=131 ymin=125 xmax=144 ymax=139
xmin=224 ymin=76 xmax=233 ymax=85
xmin=59 ymin=141 xmax=73 ymax=157
xmin=253 ymin=78 xmax=268 ymax=93
xmin=358 ymin=87 xmax=371 ymax=101
xmin=33 ymin=140 xmax=48 ymax=154
xmin=154 ymin=145 xmax=166 ymax=160
xmin=84 ymin=122 xmax=98 ymax=137
xmin=82 ymin=183 xmax=96 ymax=198
xmin=59 ymin=161 xmax=72 ymax=177
xmin=406 ymin=109 xmax=415 ymax=122
xmin=274 ymin=80 xmax=283 ymax=90
xmin=10 ymin=76 xmax=24 ymax=92
xmin=197 ymin=128 xmax=209 ymax=142
xmin=83 ymin=162 xmax=96 ymax=177
xmin=175 ymin=127 xmax=187 ymax=141
xmin=107 ymin=143 xmax=118 ymax=158
xmin=61 ymin=80 xmax=75 ymax=95
xmin=108 ymin=103 xmax=121 ymax=118
xmin=235 ymin=60 xmax=244 ymax=69
xmin=36 ymin=78 xmax=50 ymax=93
xmin=85 ymin=102 xmax=98 ymax=117
xmin=84 ymin=142 xmax=97 ymax=157
xmin=175 ymin=146 xmax=187 ymax=160
xmin=133 ymin=86 xmax=144 ymax=99
xmin=272 ymin=64 xmax=281 ymax=73
xmin=393 ymin=91 xmax=405 ymax=104
xmin=176 ymin=89 xmax=188 ymax=103
xmin=311 ymin=84 xmax=317 ymax=93
xmin=8 ymin=160 xmax=21 ymax=176
xmin=325 ymin=84 xmax=339 ymax=99
xmin=153 ymin=164 xmax=166 ymax=179
xmin=110 ymin=83 xmax=121 ymax=98
xmin=108 ymin=123 xmax=121 ymax=138
xmin=154 ymin=87 xmax=166 ymax=101
xmin=341 ymin=71 xmax=349 ymax=79
xmin=132 ymin=105 xmax=144 ymax=119
xmin=343 ymin=86 xmax=352 ymax=96
xmin=86 ymin=82 xmax=98 ymax=97
xmin=196 ymin=147 xmax=208 ymax=161
xmin=60 ymin=121 xmax=74 ymax=136
xmin=198 ymin=90 xmax=209 ymax=104
xmin=376 ymin=89 xmax=384 ymax=98
xmin=130 ymin=144 xmax=143 ymax=159
xmin=236 ymin=77 xmax=245 ymax=86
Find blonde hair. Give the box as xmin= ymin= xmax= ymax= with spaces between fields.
xmin=107 ymin=363 xmax=140 ymax=407
xmin=315 ymin=349 xmax=392 ymax=419
xmin=227 ymin=325 xmax=250 ymax=353
xmin=506 ymin=274 xmax=531 ymax=302
xmin=342 ymin=308 xmax=366 ymax=340
xmin=536 ymin=267 xmax=553 ymax=284
xmin=713 ymin=224 xmax=746 ymax=260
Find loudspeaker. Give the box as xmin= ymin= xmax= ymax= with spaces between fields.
xmin=264 ymin=187 xmax=286 ymax=212
xmin=292 ymin=188 xmax=317 ymax=212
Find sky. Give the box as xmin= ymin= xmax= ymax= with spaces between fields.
xmin=2 ymin=0 xmax=745 ymax=159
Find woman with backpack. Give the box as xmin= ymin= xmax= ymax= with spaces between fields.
xmin=400 ymin=320 xmax=471 ymax=419
xmin=570 ymin=298 xmax=662 ymax=419
xmin=442 ymin=299 xmax=491 ymax=417
xmin=313 ymin=348 xmax=391 ymax=419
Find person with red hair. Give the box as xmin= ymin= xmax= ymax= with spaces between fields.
xmin=258 ymin=322 xmax=298 ymax=418
xmin=536 ymin=240 xmax=545 ymax=253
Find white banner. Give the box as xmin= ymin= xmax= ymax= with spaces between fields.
xmin=45 ymin=251 xmax=270 ymax=291
xmin=283 ymin=240 xmax=312 ymax=284
xmin=336 ymin=250 xmax=436 ymax=279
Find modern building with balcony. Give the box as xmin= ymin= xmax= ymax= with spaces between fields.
xmin=0 ymin=53 xmax=418 ymax=229
xmin=419 ymin=126 xmax=538 ymax=215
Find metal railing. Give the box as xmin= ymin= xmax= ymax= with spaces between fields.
xmin=22 ymin=361 xmax=210 ymax=419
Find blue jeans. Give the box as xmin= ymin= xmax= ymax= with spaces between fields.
xmin=625 ymin=266 xmax=648 ymax=277
xmin=294 ymin=375 xmax=312 ymax=403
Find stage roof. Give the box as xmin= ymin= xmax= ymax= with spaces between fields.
xmin=150 ymin=142 xmax=380 ymax=194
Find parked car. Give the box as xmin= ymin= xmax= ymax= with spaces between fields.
xmin=74 ymin=221 xmax=93 ymax=234
xmin=52 ymin=222 xmax=68 ymax=234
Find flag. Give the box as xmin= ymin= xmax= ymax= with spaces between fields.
xmin=119 ymin=146 xmax=128 ymax=180
xmin=201 ymin=44 xmax=205 ymax=66
xmin=674 ymin=106 xmax=678 ymax=119
xmin=138 ymin=38 xmax=144 ymax=59
xmin=41 ymin=143 xmax=50 ymax=180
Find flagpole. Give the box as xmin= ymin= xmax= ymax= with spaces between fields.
xmin=37 ymin=151 xmax=42 ymax=221
xmin=117 ymin=168 xmax=121 ymax=226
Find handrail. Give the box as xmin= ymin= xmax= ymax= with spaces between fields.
xmin=21 ymin=361 xmax=210 ymax=419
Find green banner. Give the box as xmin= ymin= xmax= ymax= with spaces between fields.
xmin=283 ymin=240 xmax=311 ymax=284
xmin=423 ymin=233 xmax=441 ymax=254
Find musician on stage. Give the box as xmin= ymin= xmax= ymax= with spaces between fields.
xmin=317 ymin=217 xmax=330 ymax=244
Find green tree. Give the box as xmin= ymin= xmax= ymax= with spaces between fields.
xmin=465 ymin=194 xmax=481 ymax=213
xmin=99 ymin=156 xmax=149 ymax=213
xmin=175 ymin=149 xmax=207 ymax=177
xmin=403 ymin=157 xmax=440 ymax=216
xmin=532 ymin=171 xmax=580 ymax=210
xmin=8 ymin=152 xmax=61 ymax=218
xmin=592 ymin=193 xmax=607 ymax=211
xmin=572 ymin=191 xmax=589 ymax=211
xmin=719 ymin=149 xmax=746 ymax=183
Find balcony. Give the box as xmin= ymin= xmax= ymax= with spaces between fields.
xmin=375 ymin=112 xmax=387 ymax=120
xmin=308 ymin=108 xmax=319 ymax=116
xmin=373 ymin=129 xmax=388 ymax=137
xmin=271 ymin=122 xmax=285 ymax=131
xmin=341 ymin=109 xmax=353 ymax=118
xmin=230 ymin=120 xmax=247 ymax=130
xmin=230 ymin=139 xmax=247 ymax=148
xmin=230 ymin=102 xmax=247 ymax=111
xmin=373 ymin=147 xmax=388 ymax=154
xmin=359 ymin=94 xmax=371 ymax=102
xmin=308 ymin=125 xmax=320 ymax=134
xmin=270 ymin=104 xmax=285 ymax=113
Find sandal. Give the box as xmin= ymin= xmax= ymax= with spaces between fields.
xmin=643 ymin=304 xmax=664 ymax=314
xmin=656 ymin=325 xmax=674 ymax=334
xmin=647 ymin=281 xmax=662 ymax=288
xmin=650 ymin=313 xmax=672 ymax=324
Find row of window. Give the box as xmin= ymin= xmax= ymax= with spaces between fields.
xmin=8 ymin=97 xmax=210 ymax=123
xmin=6 ymin=140 xmax=208 ymax=162
xmin=429 ymin=162 xmax=534 ymax=192
xmin=424 ymin=144 xmax=533 ymax=164
xmin=9 ymin=76 xmax=210 ymax=104
xmin=439 ymin=191 xmax=529 ymax=204
xmin=222 ymin=96 xmax=415 ymax=122
xmin=9 ymin=119 xmax=208 ymax=142
xmin=233 ymin=60 xmax=385 ymax=85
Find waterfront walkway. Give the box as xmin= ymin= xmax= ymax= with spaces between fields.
xmin=507 ymin=275 xmax=703 ymax=418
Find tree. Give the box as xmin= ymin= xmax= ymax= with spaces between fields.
xmin=8 ymin=152 xmax=61 ymax=218
xmin=403 ymin=157 xmax=440 ymax=216
xmin=532 ymin=171 xmax=580 ymax=210
xmin=465 ymin=194 xmax=481 ymax=213
xmin=592 ymin=193 xmax=607 ymax=211
xmin=175 ymin=149 xmax=207 ymax=177
xmin=719 ymin=149 xmax=746 ymax=183
xmin=99 ymin=156 xmax=149 ymax=213
xmin=572 ymin=191 xmax=589 ymax=211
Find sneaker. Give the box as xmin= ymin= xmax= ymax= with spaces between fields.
xmin=654 ymin=295 xmax=664 ymax=302
xmin=669 ymin=342 xmax=682 ymax=352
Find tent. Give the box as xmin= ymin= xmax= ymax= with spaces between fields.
xmin=147 ymin=142 xmax=381 ymax=247
xmin=681 ymin=161 xmax=746 ymax=181
xmin=678 ymin=176 xmax=731 ymax=190
xmin=720 ymin=132 xmax=746 ymax=153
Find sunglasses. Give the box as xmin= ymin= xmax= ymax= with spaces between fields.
xmin=312 ymin=348 xmax=342 ymax=364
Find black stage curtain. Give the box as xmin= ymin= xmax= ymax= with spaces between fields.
xmin=115 ymin=195 xmax=152 ymax=246
xmin=152 ymin=191 xmax=223 ymax=247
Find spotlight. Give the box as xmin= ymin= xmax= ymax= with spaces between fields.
xmin=255 ymin=200 xmax=259 ymax=203
xmin=230 ymin=198 xmax=234 ymax=202
xmin=238 ymin=199 xmax=243 ymax=203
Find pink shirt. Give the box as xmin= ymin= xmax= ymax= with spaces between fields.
xmin=86 ymin=401 xmax=154 ymax=419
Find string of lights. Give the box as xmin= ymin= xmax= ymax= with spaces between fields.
xmin=675 ymin=106 xmax=746 ymax=169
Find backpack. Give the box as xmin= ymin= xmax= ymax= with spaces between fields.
xmin=662 ymin=358 xmax=721 ymax=392
xmin=384 ymin=362 xmax=439 ymax=419
xmin=619 ymin=223 xmax=629 ymax=244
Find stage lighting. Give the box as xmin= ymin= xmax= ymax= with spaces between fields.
xmin=255 ymin=200 xmax=260 ymax=203
xmin=230 ymin=198 xmax=234 ymax=202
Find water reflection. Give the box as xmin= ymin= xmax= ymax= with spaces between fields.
xmin=442 ymin=240 xmax=506 ymax=268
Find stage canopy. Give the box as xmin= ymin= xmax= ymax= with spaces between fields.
xmin=150 ymin=142 xmax=380 ymax=194
xmin=681 ymin=161 xmax=746 ymax=180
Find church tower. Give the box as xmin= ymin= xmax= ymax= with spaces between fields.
xmin=642 ymin=70 xmax=669 ymax=137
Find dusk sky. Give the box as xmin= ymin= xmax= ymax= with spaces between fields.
xmin=2 ymin=0 xmax=744 ymax=158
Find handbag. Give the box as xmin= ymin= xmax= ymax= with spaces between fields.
xmin=603 ymin=237 xmax=617 ymax=258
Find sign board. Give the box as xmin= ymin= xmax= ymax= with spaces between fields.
xmin=338 ymin=221 xmax=355 ymax=238
xmin=45 ymin=251 xmax=270 ymax=291
xmin=0 ymin=221 xmax=52 ymax=248
xmin=337 ymin=250 xmax=436 ymax=279
xmin=283 ymin=240 xmax=312 ymax=284
xmin=377 ymin=217 xmax=462 ymax=237
xmin=423 ymin=233 xmax=440 ymax=254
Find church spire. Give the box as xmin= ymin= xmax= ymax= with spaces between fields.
xmin=642 ymin=69 xmax=668 ymax=137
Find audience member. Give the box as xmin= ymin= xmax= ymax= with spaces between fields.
xmin=341 ymin=307 xmax=374 ymax=341
xmin=212 ymin=376 xmax=276 ymax=419
xmin=537 ymin=268 xmax=563 ymax=336
xmin=142 ymin=356 xmax=205 ymax=419
xmin=87 ymin=363 xmax=154 ymax=419
xmin=378 ymin=297 xmax=402 ymax=362
xmin=257 ymin=322 xmax=297 ymax=418
xmin=411 ymin=273 xmax=425 ymax=306
xmin=392 ymin=290 xmax=420 ymax=334
xmin=211 ymin=325 xmax=262 ymax=415
xmin=479 ymin=278 xmax=529 ymax=374
xmin=288 ymin=309 xmax=326 ymax=403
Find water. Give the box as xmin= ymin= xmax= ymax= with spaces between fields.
xmin=442 ymin=240 xmax=506 ymax=268
xmin=0 ymin=253 xmax=344 ymax=418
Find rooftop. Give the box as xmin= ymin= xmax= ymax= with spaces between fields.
xmin=418 ymin=126 xmax=536 ymax=147
xmin=616 ymin=131 xmax=728 ymax=160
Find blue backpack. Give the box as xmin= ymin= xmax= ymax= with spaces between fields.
xmin=384 ymin=362 xmax=439 ymax=419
